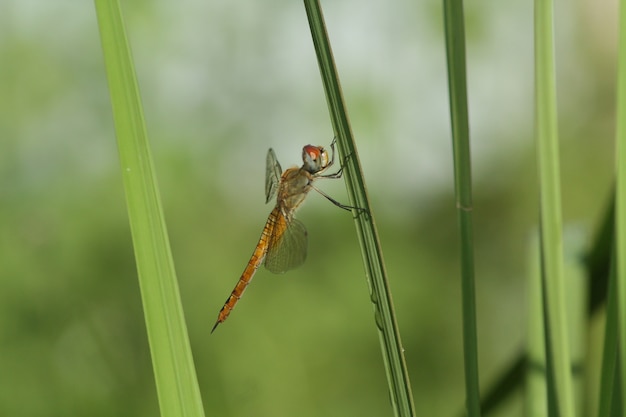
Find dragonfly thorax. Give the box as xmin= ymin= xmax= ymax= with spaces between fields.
xmin=277 ymin=167 xmax=314 ymax=216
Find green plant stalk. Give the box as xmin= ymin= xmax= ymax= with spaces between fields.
xmin=94 ymin=1 xmax=205 ymax=416
xmin=303 ymin=1 xmax=415 ymax=416
xmin=442 ymin=1 xmax=481 ymax=416
xmin=615 ymin=0 xmax=626 ymax=409
xmin=526 ymin=233 xmax=548 ymax=417
xmin=609 ymin=369 xmax=623 ymax=415
xmin=534 ymin=0 xmax=575 ymax=416
xmin=596 ymin=249 xmax=617 ymax=417
xmin=585 ymin=191 xmax=613 ymax=315
xmin=562 ymin=230 xmax=589 ymax=414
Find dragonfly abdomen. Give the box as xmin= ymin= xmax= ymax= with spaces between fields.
xmin=211 ymin=207 xmax=280 ymax=333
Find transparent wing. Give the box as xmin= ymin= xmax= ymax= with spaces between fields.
xmin=265 ymin=148 xmax=282 ymax=204
xmin=264 ymin=216 xmax=308 ymax=274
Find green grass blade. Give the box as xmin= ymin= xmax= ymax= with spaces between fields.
xmin=609 ymin=370 xmax=623 ymax=416
xmin=442 ymin=2 xmax=481 ymax=416
xmin=534 ymin=0 xmax=575 ymax=415
xmin=94 ymin=1 xmax=205 ymax=416
xmin=615 ymin=0 xmax=626 ymax=410
xmin=303 ymin=1 xmax=415 ymax=416
xmin=585 ymin=192 xmax=613 ymax=315
xmin=596 ymin=248 xmax=618 ymax=417
xmin=563 ymin=231 xmax=589 ymax=414
xmin=526 ymin=233 xmax=548 ymax=417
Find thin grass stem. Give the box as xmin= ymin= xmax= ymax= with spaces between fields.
xmin=526 ymin=233 xmax=548 ymax=417
xmin=442 ymin=1 xmax=481 ymax=416
xmin=534 ymin=0 xmax=576 ymax=415
xmin=596 ymin=248 xmax=618 ymax=417
xmin=614 ymin=0 xmax=626 ymax=410
xmin=303 ymin=1 xmax=415 ymax=416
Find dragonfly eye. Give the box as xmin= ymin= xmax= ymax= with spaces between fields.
xmin=302 ymin=145 xmax=329 ymax=173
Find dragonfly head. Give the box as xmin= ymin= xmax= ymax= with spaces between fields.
xmin=302 ymin=145 xmax=330 ymax=174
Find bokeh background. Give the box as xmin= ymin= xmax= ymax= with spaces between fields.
xmin=0 ymin=0 xmax=617 ymax=416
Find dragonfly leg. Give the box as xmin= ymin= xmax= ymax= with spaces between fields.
xmin=326 ymin=136 xmax=338 ymax=170
xmin=320 ymin=166 xmax=343 ymax=179
xmin=310 ymin=184 xmax=368 ymax=217
xmin=330 ymin=135 xmax=338 ymax=150
xmin=320 ymin=150 xmax=355 ymax=179
xmin=320 ymin=139 xmax=353 ymax=179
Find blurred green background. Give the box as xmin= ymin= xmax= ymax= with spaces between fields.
xmin=0 ymin=0 xmax=616 ymax=416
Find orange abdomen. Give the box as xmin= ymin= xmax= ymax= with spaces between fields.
xmin=211 ymin=207 xmax=283 ymax=332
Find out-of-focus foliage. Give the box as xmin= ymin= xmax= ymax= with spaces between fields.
xmin=0 ymin=1 xmax=615 ymax=416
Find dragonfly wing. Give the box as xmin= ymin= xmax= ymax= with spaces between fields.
xmin=265 ymin=148 xmax=283 ymax=204
xmin=265 ymin=217 xmax=308 ymax=274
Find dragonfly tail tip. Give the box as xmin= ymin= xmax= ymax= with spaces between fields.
xmin=211 ymin=321 xmax=220 ymax=334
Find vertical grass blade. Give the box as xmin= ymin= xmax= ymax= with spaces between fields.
xmin=534 ymin=0 xmax=575 ymax=415
xmin=302 ymin=1 xmax=415 ymax=416
xmin=526 ymin=233 xmax=548 ymax=417
xmin=442 ymin=1 xmax=481 ymax=416
xmin=615 ymin=0 xmax=626 ymax=411
xmin=94 ymin=1 xmax=205 ymax=416
xmin=585 ymin=192 xmax=613 ymax=316
xmin=596 ymin=249 xmax=618 ymax=417
xmin=562 ymin=230 xmax=589 ymax=414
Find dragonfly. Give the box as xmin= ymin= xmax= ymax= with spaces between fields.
xmin=211 ymin=139 xmax=355 ymax=333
